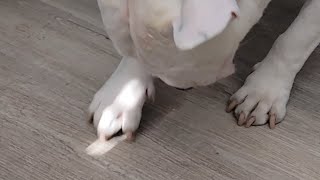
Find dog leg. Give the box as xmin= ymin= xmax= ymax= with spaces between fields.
xmin=227 ymin=0 xmax=320 ymax=128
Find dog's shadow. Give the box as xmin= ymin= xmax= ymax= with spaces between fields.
xmin=138 ymin=79 xmax=186 ymax=136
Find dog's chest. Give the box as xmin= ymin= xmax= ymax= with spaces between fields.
xmin=128 ymin=0 xmax=183 ymax=70
xmin=97 ymin=0 xmax=269 ymax=88
xmin=127 ymin=0 xmax=238 ymax=88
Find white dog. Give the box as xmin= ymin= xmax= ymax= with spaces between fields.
xmin=88 ymin=0 xmax=320 ymax=141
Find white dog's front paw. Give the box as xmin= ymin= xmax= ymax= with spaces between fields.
xmin=89 ymin=79 xmax=154 ymax=141
xmin=227 ymin=59 xmax=296 ymax=128
xmin=87 ymin=58 xmax=154 ymax=141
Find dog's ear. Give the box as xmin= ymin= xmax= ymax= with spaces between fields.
xmin=172 ymin=0 xmax=239 ymax=50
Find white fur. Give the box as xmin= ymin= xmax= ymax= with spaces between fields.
xmin=88 ymin=0 xmax=320 ymax=154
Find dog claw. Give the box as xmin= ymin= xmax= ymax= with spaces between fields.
xmin=269 ymin=114 xmax=276 ymax=129
xmin=98 ymin=133 xmax=110 ymax=142
xmin=125 ymin=132 xmax=135 ymax=142
xmin=227 ymin=100 xmax=238 ymax=113
xmin=245 ymin=117 xmax=255 ymax=128
xmin=237 ymin=112 xmax=246 ymax=126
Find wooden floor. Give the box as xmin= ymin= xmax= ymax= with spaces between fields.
xmin=1 ymin=0 xmax=319 ymax=179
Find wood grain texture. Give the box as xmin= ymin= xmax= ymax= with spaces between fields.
xmin=0 ymin=0 xmax=319 ymax=180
